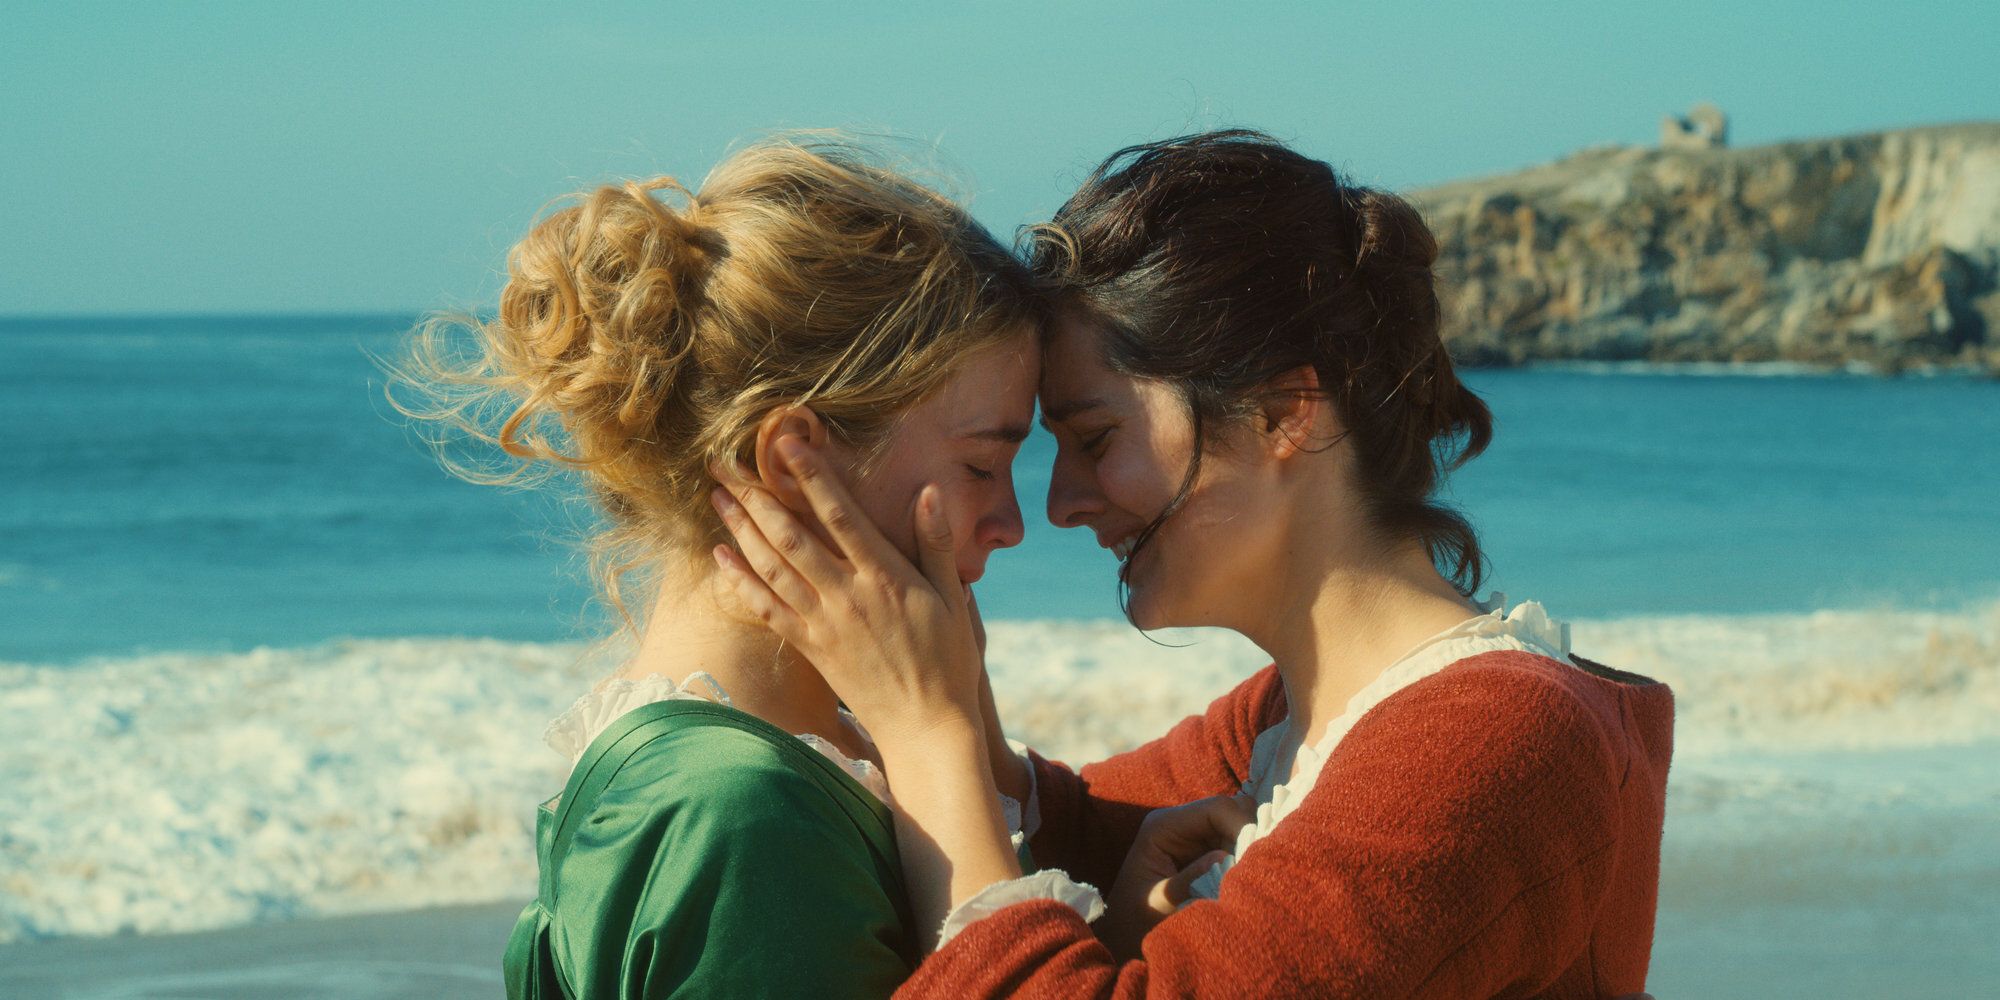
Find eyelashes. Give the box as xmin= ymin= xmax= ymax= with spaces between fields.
xmin=965 ymin=464 xmax=997 ymax=482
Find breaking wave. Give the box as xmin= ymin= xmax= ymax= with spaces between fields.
xmin=2 ymin=603 xmax=1995 ymax=943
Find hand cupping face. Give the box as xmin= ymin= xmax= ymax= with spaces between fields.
xmin=710 ymin=437 xmax=986 ymax=749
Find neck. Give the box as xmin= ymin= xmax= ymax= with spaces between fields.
xmin=1241 ymin=533 xmax=1481 ymax=749
xmin=615 ymin=561 xmax=851 ymax=747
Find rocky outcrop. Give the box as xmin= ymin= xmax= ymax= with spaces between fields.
xmin=1412 ymin=123 xmax=2000 ymax=372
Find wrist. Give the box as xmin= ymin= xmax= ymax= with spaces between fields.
xmin=874 ymin=717 xmax=1022 ymax=945
xmin=872 ymin=710 xmax=988 ymax=764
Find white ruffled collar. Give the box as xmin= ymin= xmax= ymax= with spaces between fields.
xmin=1189 ymin=594 xmax=1574 ymax=899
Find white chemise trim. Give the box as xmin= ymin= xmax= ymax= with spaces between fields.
xmin=1185 ymin=594 xmax=1575 ymax=900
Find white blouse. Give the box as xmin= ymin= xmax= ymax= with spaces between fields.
xmin=937 ymin=594 xmax=1575 ymax=946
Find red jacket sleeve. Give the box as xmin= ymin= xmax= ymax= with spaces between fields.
xmin=1025 ymin=667 xmax=1286 ymax=888
xmin=905 ymin=656 xmax=1632 ymax=999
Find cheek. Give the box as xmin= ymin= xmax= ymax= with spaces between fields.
xmin=1157 ymin=474 xmax=1269 ymax=590
xmin=1099 ymin=445 xmax=1181 ymax=516
xmin=952 ymin=481 xmax=1002 ymax=546
xmin=845 ymin=476 xmax=919 ymax=562
xmin=958 ymin=511 xmax=986 ymax=560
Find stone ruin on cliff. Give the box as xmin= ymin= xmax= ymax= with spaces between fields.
xmin=1412 ymin=123 xmax=2000 ymax=373
xmin=1661 ymin=103 xmax=1729 ymax=150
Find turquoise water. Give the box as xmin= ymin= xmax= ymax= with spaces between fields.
xmin=4 ymin=315 xmax=1998 ymax=663
xmin=3 ymin=316 xmax=1997 ymax=964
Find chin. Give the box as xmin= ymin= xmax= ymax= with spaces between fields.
xmin=1129 ymin=574 xmax=1238 ymax=631
xmin=1123 ymin=584 xmax=1178 ymax=631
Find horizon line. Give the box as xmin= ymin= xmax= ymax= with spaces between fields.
xmin=0 ymin=309 xmax=438 ymax=322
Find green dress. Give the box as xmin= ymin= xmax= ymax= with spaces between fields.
xmin=504 ymin=699 xmax=918 ymax=999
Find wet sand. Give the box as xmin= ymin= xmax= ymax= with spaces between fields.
xmin=0 ymin=901 xmax=523 ymax=1000
xmin=3 ymin=896 xmax=1994 ymax=998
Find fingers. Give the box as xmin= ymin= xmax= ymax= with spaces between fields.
xmin=1194 ymin=793 xmax=1256 ymax=843
xmin=710 ymin=543 xmax=811 ymax=646
xmin=715 ymin=479 xmax=850 ymax=593
xmin=775 ymin=436 xmax=903 ymax=569
xmin=710 ymin=487 xmax=824 ymax=618
xmin=912 ymin=486 xmax=965 ymax=609
xmin=1149 ymin=849 xmax=1230 ymax=914
xmin=1143 ymin=795 xmax=1253 ymax=864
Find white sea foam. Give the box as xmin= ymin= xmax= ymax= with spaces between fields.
xmin=2 ymin=604 xmax=1995 ymax=943
xmin=1527 ymin=359 xmax=1848 ymax=378
xmin=1520 ymin=358 xmax=1995 ymax=379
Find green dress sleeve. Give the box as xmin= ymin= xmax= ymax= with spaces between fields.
xmin=510 ymin=703 xmax=916 ymax=999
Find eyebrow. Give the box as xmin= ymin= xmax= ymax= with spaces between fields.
xmin=1037 ymin=396 xmax=1108 ymax=429
xmin=956 ymin=422 xmax=1033 ymax=445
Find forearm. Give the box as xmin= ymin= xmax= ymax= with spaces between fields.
xmin=878 ymin=717 xmax=1023 ymax=950
xmin=978 ymin=666 xmax=1031 ymax=803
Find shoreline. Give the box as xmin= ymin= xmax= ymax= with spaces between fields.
xmin=4 ymin=896 xmax=1993 ymax=999
xmin=4 ymin=604 xmax=1996 ymax=949
xmin=0 ymin=900 xmax=525 ymax=999
xmin=14 ymin=585 xmax=2000 ymax=671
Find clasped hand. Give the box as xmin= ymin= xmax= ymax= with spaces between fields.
xmin=1101 ymin=794 xmax=1255 ymax=960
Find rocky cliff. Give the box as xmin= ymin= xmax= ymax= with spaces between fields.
xmin=1411 ymin=123 xmax=2000 ymax=373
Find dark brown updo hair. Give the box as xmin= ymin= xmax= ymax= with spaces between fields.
xmin=1029 ymin=129 xmax=1493 ymax=597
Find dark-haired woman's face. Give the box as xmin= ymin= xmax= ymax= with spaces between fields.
xmin=1040 ymin=316 xmax=1283 ymax=630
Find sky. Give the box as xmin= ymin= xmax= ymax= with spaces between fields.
xmin=3 ymin=0 xmax=1995 ymax=316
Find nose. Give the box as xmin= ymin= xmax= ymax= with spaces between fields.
xmin=1045 ymin=448 xmax=1104 ymax=529
xmin=979 ymin=482 xmax=1026 ymax=551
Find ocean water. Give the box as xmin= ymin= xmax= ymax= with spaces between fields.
xmin=2 ymin=315 xmax=1997 ymax=976
xmin=6 ymin=316 xmax=1999 ymax=663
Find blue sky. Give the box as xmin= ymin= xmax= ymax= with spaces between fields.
xmin=3 ymin=0 xmax=1994 ymax=315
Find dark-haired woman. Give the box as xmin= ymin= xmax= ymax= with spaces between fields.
xmin=709 ymin=131 xmax=1672 ymax=998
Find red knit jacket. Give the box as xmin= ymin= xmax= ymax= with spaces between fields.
xmin=899 ymin=650 xmax=1674 ymax=999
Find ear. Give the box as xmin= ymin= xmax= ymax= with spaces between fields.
xmin=1258 ymin=365 xmax=1333 ymax=460
xmin=751 ymin=405 xmax=834 ymax=512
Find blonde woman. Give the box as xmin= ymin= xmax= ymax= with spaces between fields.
xmin=397 ymin=138 xmax=1044 ymax=998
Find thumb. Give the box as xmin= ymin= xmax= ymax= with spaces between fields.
xmin=913 ymin=485 xmax=962 ymax=605
xmin=1148 ymin=849 xmax=1230 ymax=914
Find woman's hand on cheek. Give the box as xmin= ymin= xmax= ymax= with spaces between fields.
xmin=709 ymin=436 xmax=986 ymax=747
xmin=713 ymin=438 xmax=1023 ymax=943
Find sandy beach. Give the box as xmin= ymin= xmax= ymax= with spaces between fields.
xmin=6 ymin=606 xmax=1999 ymax=997
xmin=4 ymin=892 xmax=1994 ymax=999
xmin=0 ymin=901 xmax=522 ymax=999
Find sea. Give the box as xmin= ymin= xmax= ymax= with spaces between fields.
xmin=2 ymin=315 xmax=1996 ymax=988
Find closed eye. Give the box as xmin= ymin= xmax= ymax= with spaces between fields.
xmin=965 ymin=463 xmax=996 ymax=481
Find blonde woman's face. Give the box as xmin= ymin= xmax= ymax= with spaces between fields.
xmin=839 ymin=332 xmax=1039 ymax=588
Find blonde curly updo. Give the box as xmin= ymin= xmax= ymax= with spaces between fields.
xmin=393 ymin=136 xmax=1043 ymax=620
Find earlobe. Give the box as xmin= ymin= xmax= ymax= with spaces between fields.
xmin=1263 ymin=365 xmax=1328 ymax=459
xmin=752 ymin=406 xmax=831 ymax=510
